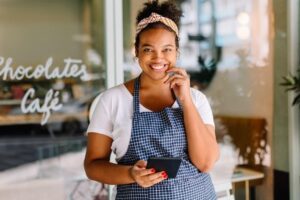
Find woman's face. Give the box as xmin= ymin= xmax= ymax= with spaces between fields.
xmin=137 ymin=28 xmax=177 ymax=81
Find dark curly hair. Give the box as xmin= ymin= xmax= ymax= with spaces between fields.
xmin=135 ymin=0 xmax=182 ymax=56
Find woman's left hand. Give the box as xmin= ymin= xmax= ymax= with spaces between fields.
xmin=165 ymin=67 xmax=192 ymax=104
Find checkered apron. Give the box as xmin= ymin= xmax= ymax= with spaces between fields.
xmin=116 ymin=77 xmax=217 ymax=200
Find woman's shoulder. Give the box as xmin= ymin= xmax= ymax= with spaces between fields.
xmin=190 ymin=87 xmax=207 ymax=101
xmin=98 ymin=83 xmax=131 ymax=102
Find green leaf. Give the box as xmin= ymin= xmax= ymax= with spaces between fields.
xmin=280 ymin=82 xmax=292 ymax=86
xmin=282 ymin=76 xmax=293 ymax=83
xmin=292 ymin=94 xmax=300 ymax=105
xmin=285 ymin=86 xmax=298 ymax=92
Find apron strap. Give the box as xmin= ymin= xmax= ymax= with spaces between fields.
xmin=133 ymin=74 xmax=183 ymax=112
xmin=171 ymin=90 xmax=183 ymax=109
xmin=133 ymin=75 xmax=141 ymax=113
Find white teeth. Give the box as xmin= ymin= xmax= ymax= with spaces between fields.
xmin=151 ymin=64 xmax=165 ymax=70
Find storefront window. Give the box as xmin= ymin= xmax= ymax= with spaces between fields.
xmin=0 ymin=0 xmax=107 ymax=199
xmin=193 ymin=1 xmax=273 ymax=199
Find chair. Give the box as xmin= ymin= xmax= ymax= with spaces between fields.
xmin=214 ymin=116 xmax=268 ymax=198
xmin=214 ymin=115 xmax=268 ymax=168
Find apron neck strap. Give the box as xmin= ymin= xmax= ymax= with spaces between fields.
xmin=133 ymin=74 xmax=183 ymax=113
xmin=133 ymin=75 xmax=141 ymax=113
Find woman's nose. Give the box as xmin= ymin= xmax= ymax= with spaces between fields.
xmin=152 ymin=51 xmax=163 ymax=60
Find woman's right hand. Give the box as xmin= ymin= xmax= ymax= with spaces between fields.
xmin=130 ymin=160 xmax=168 ymax=188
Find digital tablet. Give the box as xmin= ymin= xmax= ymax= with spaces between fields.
xmin=146 ymin=157 xmax=182 ymax=178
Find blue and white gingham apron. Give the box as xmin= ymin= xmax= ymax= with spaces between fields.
xmin=116 ymin=76 xmax=217 ymax=200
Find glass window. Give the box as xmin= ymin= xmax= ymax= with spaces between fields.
xmin=181 ymin=0 xmax=273 ymax=199
xmin=0 ymin=0 xmax=107 ymax=199
xmin=122 ymin=0 xmax=143 ymax=81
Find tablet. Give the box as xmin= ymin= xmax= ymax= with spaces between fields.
xmin=146 ymin=157 xmax=182 ymax=178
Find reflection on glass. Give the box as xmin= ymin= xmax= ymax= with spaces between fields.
xmin=0 ymin=0 xmax=107 ymax=199
xmin=0 ymin=0 xmax=106 ymax=137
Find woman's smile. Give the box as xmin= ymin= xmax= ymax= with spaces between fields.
xmin=149 ymin=63 xmax=168 ymax=71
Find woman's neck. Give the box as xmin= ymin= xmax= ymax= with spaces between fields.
xmin=140 ymin=73 xmax=170 ymax=91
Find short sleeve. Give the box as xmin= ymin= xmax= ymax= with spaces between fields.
xmin=86 ymin=94 xmax=113 ymax=138
xmin=192 ymin=89 xmax=215 ymax=127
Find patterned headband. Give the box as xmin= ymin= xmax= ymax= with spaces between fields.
xmin=136 ymin=12 xmax=179 ymax=36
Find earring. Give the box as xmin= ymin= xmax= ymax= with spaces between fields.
xmin=133 ymin=56 xmax=138 ymax=62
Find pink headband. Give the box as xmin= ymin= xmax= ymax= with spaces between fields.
xmin=136 ymin=12 xmax=179 ymax=36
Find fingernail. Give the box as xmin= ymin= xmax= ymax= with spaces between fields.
xmin=151 ymin=168 xmax=156 ymax=173
xmin=161 ymin=171 xmax=168 ymax=179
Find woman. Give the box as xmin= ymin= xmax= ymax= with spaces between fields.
xmin=84 ymin=1 xmax=219 ymax=199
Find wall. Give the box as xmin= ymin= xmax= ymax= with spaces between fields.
xmin=272 ymin=0 xmax=290 ymax=199
xmin=272 ymin=0 xmax=289 ymax=172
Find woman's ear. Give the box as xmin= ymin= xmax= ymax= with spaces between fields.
xmin=176 ymin=49 xmax=180 ymax=59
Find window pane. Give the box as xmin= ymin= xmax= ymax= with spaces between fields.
xmin=0 ymin=0 xmax=106 ymax=199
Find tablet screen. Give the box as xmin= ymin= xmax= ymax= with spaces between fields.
xmin=146 ymin=157 xmax=182 ymax=178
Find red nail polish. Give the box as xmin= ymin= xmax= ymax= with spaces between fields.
xmin=151 ymin=168 xmax=156 ymax=173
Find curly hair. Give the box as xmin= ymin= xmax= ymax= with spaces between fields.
xmin=135 ymin=0 xmax=182 ymax=55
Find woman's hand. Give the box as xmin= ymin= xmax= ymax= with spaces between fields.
xmin=165 ymin=67 xmax=192 ymax=104
xmin=130 ymin=160 xmax=167 ymax=188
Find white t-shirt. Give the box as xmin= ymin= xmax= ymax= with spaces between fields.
xmin=87 ymin=84 xmax=215 ymax=160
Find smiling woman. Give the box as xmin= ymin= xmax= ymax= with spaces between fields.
xmin=84 ymin=1 xmax=219 ymax=199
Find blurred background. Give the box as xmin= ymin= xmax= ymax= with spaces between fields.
xmin=0 ymin=0 xmax=299 ymax=200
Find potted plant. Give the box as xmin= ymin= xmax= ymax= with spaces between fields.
xmin=281 ymin=69 xmax=300 ymax=105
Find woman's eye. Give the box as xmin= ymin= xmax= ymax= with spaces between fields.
xmin=163 ymin=48 xmax=172 ymax=52
xmin=143 ymin=48 xmax=152 ymax=53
